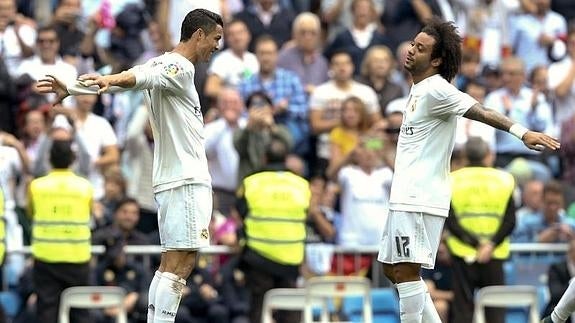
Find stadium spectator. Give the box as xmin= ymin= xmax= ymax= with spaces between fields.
xmin=70 ymin=94 xmax=120 ymax=200
xmin=178 ymin=264 xmax=229 ymax=323
xmin=50 ymin=0 xmax=84 ymax=64
xmin=304 ymin=177 xmax=338 ymax=277
xmin=92 ymin=197 xmax=151 ymax=253
xmin=233 ymin=91 xmax=292 ymax=182
xmin=548 ymin=26 xmax=575 ymax=135
xmin=325 ymin=96 xmax=374 ymax=179
xmin=329 ymin=134 xmax=392 ymax=276
xmin=0 ymin=0 xmax=36 ymax=77
xmin=324 ymin=0 xmax=391 ymax=75
xmin=204 ymin=88 xmax=246 ymax=216
xmin=462 ymin=0 xmax=515 ymax=67
xmin=379 ymin=0 xmax=441 ymax=53
xmin=233 ymin=0 xmax=295 ymax=51
xmin=238 ymin=35 xmax=308 ymax=157
xmin=357 ymin=45 xmax=403 ymax=116
xmin=92 ymin=166 xmax=127 ymax=229
xmin=320 ymin=0 xmax=384 ymax=42
xmin=455 ymin=79 xmax=496 ymax=150
xmin=543 ymin=238 xmax=575 ymax=322
xmin=0 ymin=130 xmax=28 ymax=288
xmin=94 ymin=235 xmax=149 ymax=323
xmin=15 ymin=26 xmax=77 ymax=108
xmin=236 ymin=137 xmax=309 ymax=323
xmin=517 ymin=179 xmax=545 ymax=221
xmin=446 ymin=137 xmax=516 ymax=323
xmin=28 ymin=139 xmax=94 ymax=323
xmin=509 ymin=0 xmax=567 ymax=73
xmin=484 ymin=56 xmax=554 ymax=168
xmin=277 ymin=12 xmax=328 ymax=96
xmin=204 ymin=19 xmax=258 ymax=103
xmin=454 ymin=50 xmax=481 ymax=92
xmin=0 ymin=57 xmax=17 ymax=135
xmin=513 ymin=180 xmax=575 ymax=242
xmin=122 ymin=106 xmax=157 ymax=235
xmin=218 ymin=256 xmax=250 ymax=323
xmin=309 ymin=50 xmax=380 ymax=176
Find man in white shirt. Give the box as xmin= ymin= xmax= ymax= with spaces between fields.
xmin=548 ymin=26 xmax=575 ymax=134
xmin=204 ymin=87 xmax=246 ymax=215
xmin=37 ymin=9 xmax=224 ymax=323
xmin=204 ymin=19 xmax=258 ymax=101
xmin=16 ymin=25 xmax=77 ymax=85
xmin=377 ymin=17 xmax=559 ymax=323
xmin=0 ymin=0 xmax=36 ymax=77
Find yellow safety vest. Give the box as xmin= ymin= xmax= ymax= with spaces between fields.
xmin=447 ymin=167 xmax=515 ymax=260
xmin=29 ymin=170 xmax=93 ymax=263
xmin=0 ymin=188 xmax=5 ymax=265
xmin=243 ymin=171 xmax=310 ymax=265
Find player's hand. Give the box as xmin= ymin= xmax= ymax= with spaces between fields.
xmin=522 ymin=131 xmax=560 ymax=151
xmin=78 ymin=73 xmax=111 ymax=94
xmin=37 ymin=75 xmax=70 ymax=105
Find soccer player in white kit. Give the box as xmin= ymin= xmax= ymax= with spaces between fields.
xmin=376 ymin=17 xmax=561 ymax=323
xmin=37 ymin=9 xmax=223 ymax=323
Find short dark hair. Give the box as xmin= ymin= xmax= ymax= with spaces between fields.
xmin=49 ymin=139 xmax=74 ymax=169
xmin=180 ymin=9 xmax=224 ymax=42
xmin=544 ymin=180 xmax=564 ymax=197
xmin=245 ymin=90 xmax=273 ymax=109
xmin=254 ymin=34 xmax=277 ymax=51
xmin=265 ymin=138 xmax=289 ymax=164
xmin=328 ymin=48 xmax=352 ymax=63
xmin=421 ymin=16 xmax=462 ymax=82
xmin=114 ymin=197 xmax=140 ymax=214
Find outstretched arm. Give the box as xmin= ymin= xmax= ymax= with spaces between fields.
xmin=463 ymin=103 xmax=560 ymax=151
xmin=37 ymin=71 xmax=137 ymax=105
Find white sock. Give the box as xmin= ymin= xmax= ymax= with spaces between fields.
xmin=422 ymin=286 xmax=442 ymax=323
xmin=147 ymin=271 xmax=162 ymax=323
xmin=552 ymin=279 xmax=575 ymax=323
xmin=154 ymin=272 xmax=186 ymax=323
xmin=397 ymin=280 xmax=426 ymax=323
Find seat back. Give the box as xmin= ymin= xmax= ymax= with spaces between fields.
xmin=473 ymin=285 xmax=540 ymax=323
xmin=343 ymin=287 xmax=400 ymax=323
xmin=304 ymin=276 xmax=372 ymax=323
xmin=262 ymin=288 xmax=307 ymax=323
xmin=58 ymin=286 xmax=127 ymax=323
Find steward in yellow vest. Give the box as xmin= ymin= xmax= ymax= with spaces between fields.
xmin=28 ymin=139 xmax=94 ymax=323
xmin=236 ymin=137 xmax=310 ymax=323
xmin=445 ymin=137 xmax=516 ymax=323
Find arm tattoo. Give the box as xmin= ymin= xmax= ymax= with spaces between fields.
xmin=463 ymin=103 xmax=515 ymax=132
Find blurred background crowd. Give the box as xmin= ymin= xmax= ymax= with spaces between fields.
xmin=1 ymin=0 xmax=575 ymax=322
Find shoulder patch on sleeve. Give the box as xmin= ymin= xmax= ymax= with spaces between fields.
xmin=163 ymin=62 xmax=182 ymax=77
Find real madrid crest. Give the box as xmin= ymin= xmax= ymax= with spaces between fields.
xmin=201 ymin=229 xmax=209 ymax=240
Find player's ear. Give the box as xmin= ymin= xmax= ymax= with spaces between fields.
xmin=431 ymin=57 xmax=442 ymax=68
xmin=192 ymin=28 xmax=205 ymax=41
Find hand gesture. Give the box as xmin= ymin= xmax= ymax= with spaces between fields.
xmin=77 ymin=73 xmax=110 ymax=94
xmin=37 ymin=75 xmax=69 ymax=105
xmin=522 ymin=131 xmax=561 ymax=151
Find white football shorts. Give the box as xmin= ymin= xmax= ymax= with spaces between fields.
xmin=155 ymin=183 xmax=213 ymax=251
xmin=377 ymin=210 xmax=445 ymax=269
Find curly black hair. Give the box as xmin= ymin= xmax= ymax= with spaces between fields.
xmin=421 ymin=16 xmax=462 ymax=82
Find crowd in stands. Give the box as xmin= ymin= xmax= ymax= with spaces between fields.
xmin=1 ymin=0 xmax=575 ymax=322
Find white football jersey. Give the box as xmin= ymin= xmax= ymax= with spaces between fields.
xmin=389 ymin=74 xmax=477 ymax=217
xmin=69 ymin=52 xmax=211 ymax=192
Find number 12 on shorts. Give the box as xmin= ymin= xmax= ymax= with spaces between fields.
xmin=395 ymin=236 xmax=410 ymax=257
